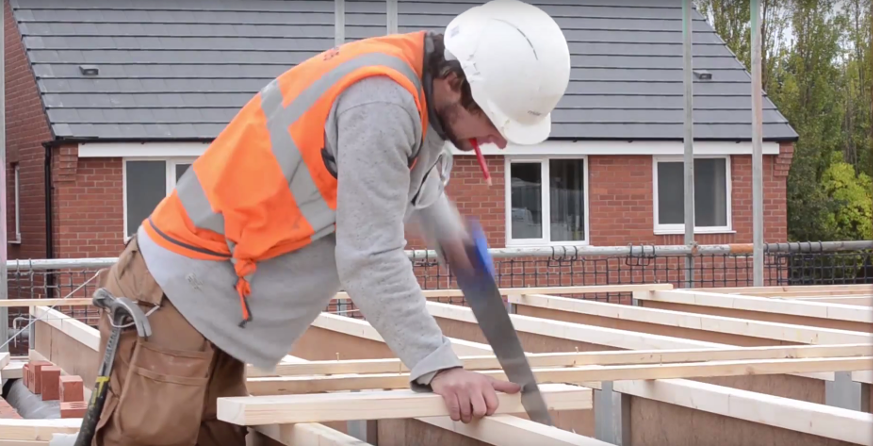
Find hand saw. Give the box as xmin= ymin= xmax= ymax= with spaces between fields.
xmin=448 ymin=219 xmax=553 ymax=426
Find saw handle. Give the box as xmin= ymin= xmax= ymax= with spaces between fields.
xmin=468 ymin=219 xmax=496 ymax=278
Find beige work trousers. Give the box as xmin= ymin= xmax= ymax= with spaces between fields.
xmin=91 ymin=235 xmax=249 ymax=446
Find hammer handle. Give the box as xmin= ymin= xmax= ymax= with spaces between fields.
xmin=73 ymin=376 xmax=109 ymax=446
xmin=74 ymin=320 xmax=122 ymax=446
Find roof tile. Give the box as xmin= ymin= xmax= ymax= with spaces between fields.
xmin=10 ymin=0 xmax=797 ymax=141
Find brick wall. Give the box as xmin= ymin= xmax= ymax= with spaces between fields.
xmin=43 ymin=144 xmax=793 ymax=299
xmin=51 ymin=146 xmax=124 ymax=259
xmin=409 ymin=144 xmax=793 ymax=250
xmin=404 ymin=146 xmax=794 ymax=293
xmin=5 ymin=0 xmax=52 ymax=261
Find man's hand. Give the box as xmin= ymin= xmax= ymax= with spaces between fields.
xmin=430 ymin=367 xmax=521 ymax=423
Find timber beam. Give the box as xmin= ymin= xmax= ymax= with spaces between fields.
xmin=217 ymin=383 xmax=593 ymax=426
xmin=511 ymin=292 xmax=873 ymax=345
xmin=245 ymin=356 xmax=873 ymax=396
xmin=247 ymin=343 xmax=873 ymax=377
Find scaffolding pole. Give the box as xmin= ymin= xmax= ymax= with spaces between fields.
xmin=0 ymin=2 xmax=8 ymax=352
xmin=682 ymin=0 xmax=696 ymax=288
xmin=751 ymin=0 xmax=765 ymax=286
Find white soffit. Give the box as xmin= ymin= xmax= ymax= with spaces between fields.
xmin=77 ymin=140 xmax=782 ymax=158
xmin=78 ymin=142 xmax=209 ymax=158
xmin=448 ymin=140 xmax=781 ymax=156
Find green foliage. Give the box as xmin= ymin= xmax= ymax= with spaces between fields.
xmin=697 ymin=0 xmax=873 ymax=242
xmin=819 ymin=152 xmax=873 ymax=240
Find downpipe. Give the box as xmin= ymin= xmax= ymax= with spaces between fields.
xmin=0 ymin=321 xmax=61 ymax=420
xmin=2 ymin=378 xmax=61 ymax=419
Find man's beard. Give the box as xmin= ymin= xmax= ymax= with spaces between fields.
xmin=435 ymin=102 xmax=470 ymax=151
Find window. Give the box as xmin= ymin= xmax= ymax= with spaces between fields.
xmin=123 ymin=158 xmax=194 ymax=238
xmin=653 ymin=156 xmax=732 ymax=234
xmin=10 ymin=163 xmax=20 ymax=243
xmin=505 ymin=157 xmax=589 ymax=246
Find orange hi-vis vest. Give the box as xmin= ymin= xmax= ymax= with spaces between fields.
xmin=142 ymin=31 xmax=431 ymax=327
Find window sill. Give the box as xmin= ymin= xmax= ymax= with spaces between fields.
xmin=653 ymin=228 xmax=736 ymax=236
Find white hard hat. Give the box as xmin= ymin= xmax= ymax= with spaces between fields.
xmin=443 ymin=0 xmax=571 ymax=145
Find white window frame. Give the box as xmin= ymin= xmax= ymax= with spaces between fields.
xmin=10 ymin=163 xmax=20 ymax=244
xmin=504 ymin=155 xmax=590 ymax=248
xmin=652 ymin=154 xmax=734 ymax=235
xmin=122 ymin=157 xmax=197 ymax=240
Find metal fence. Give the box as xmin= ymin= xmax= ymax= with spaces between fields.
xmin=3 ymin=240 xmax=872 ymax=352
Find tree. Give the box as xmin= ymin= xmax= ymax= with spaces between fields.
xmin=838 ymin=0 xmax=872 ymax=176
xmin=780 ymin=0 xmax=848 ymax=241
xmin=819 ymin=152 xmax=873 ymax=240
xmin=694 ymin=0 xmax=872 ymax=242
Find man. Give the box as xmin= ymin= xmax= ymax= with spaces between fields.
xmin=90 ymin=0 xmax=570 ymax=444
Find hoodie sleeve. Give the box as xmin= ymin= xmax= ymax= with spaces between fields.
xmin=332 ymin=76 xmax=463 ymax=387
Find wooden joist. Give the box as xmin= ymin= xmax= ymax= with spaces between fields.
xmin=310 ymin=312 xmax=493 ymax=357
xmin=282 ymin=302 xmax=873 ymax=444
xmin=0 ymin=418 xmax=81 ymax=442
xmin=791 ymin=295 xmax=873 ymax=306
xmin=217 ymin=383 xmax=592 ymax=426
xmin=427 ymin=300 xmax=721 ymax=350
xmin=511 ymin=292 xmax=873 ymax=345
xmin=28 ymin=309 xmax=604 ymax=446
xmin=0 ymin=298 xmax=93 ymax=307
xmin=418 ymin=414 xmax=613 ymax=446
xmin=31 ymin=306 xmax=100 ymax=351
xmin=270 ymin=356 xmax=610 ymax=446
xmin=12 ymin=281 xmax=873 ymax=446
xmin=645 ymin=289 xmax=873 ymax=324
xmin=614 ymin=378 xmax=873 ymax=446
xmin=246 ymin=356 xmax=873 ymax=395
xmin=248 ymin=343 xmax=873 ymax=377
xmin=711 ymin=284 xmax=873 ymax=297
xmin=253 ymin=422 xmax=374 ymax=446
xmin=332 ymin=284 xmax=675 ymax=300
xmin=424 ymin=299 xmax=834 ymax=381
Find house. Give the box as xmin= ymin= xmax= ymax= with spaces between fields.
xmin=4 ymin=0 xmax=797 ymax=265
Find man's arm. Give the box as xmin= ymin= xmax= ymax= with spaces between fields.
xmin=411 ymin=192 xmax=467 ymax=249
xmin=333 ymin=77 xmax=462 ymax=388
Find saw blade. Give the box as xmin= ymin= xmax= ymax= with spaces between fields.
xmin=453 ymin=224 xmax=553 ymax=426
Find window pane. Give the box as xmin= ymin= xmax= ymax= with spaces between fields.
xmin=126 ymin=161 xmax=166 ymax=237
xmin=510 ymin=162 xmax=542 ymax=239
xmin=549 ymin=159 xmax=585 ymax=242
xmin=175 ymin=163 xmax=191 ymax=183
xmin=694 ymin=158 xmax=728 ymax=226
xmin=657 ymin=162 xmax=684 ymax=224
xmin=657 ymin=159 xmax=728 ymax=227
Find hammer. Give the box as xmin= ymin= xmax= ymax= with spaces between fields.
xmin=73 ymin=288 xmax=152 ymax=446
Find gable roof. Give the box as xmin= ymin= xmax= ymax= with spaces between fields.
xmin=10 ymin=0 xmax=798 ymax=143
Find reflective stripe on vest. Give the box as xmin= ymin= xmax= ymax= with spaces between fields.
xmin=175 ymin=52 xmax=424 ymax=250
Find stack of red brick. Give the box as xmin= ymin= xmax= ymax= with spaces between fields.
xmin=0 ymin=396 xmax=22 ymax=419
xmin=22 ymin=359 xmax=87 ymax=418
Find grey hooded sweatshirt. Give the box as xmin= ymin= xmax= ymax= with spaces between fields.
xmin=137 ymin=58 xmax=467 ymax=388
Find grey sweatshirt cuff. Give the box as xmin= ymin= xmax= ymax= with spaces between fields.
xmin=410 ymin=337 xmax=464 ymax=390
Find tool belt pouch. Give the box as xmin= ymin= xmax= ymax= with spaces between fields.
xmin=95 ymin=234 xmax=215 ymax=444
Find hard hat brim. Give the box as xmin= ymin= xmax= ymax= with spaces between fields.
xmin=500 ymin=114 xmax=552 ymax=146
xmin=472 ymin=83 xmax=553 ymax=146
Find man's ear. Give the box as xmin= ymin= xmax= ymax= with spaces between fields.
xmin=443 ymin=71 xmax=464 ymax=92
